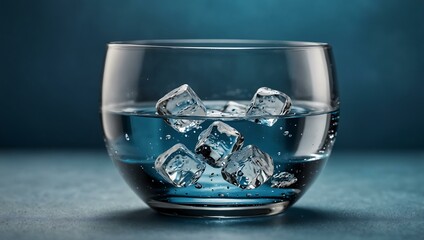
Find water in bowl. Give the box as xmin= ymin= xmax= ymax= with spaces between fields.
xmin=102 ymin=100 xmax=339 ymax=217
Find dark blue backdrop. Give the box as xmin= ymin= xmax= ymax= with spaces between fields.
xmin=1 ymin=0 xmax=423 ymax=150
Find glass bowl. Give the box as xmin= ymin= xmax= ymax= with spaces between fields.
xmin=101 ymin=40 xmax=339 ymax=218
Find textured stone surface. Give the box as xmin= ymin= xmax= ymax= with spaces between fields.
xmin=0 ymin=151 xmax=423 ymax=240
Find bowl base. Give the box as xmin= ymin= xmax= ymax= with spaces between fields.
xmin=148 ymin=198 xmax=291 ymax=218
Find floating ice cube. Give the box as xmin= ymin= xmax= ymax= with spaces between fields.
xmin=195 ymin=121 xmax=244 ymax=168
xmin=206 ymin=109 xmax=226 ymax=117
xmin=246 ymin=87 xmax=291 ymax=126
xmin=156 ymin=84 xmax=206 ymax=133
xmin=205 ymin=101 xmax=247 ymax=118
xmin=155 ymin=143 xmax=206 ymax=187
xmin=270 ymin=172 xmax=297 ymax=188
xmin=221 ymin=145 xmax=274 ymax=189
xmin=222 ymin=101 xmax=248 ymax=116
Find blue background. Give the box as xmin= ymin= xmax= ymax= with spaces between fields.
xmin=1 ymin=0 xmax=423 ymax=150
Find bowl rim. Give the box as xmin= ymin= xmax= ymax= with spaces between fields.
xmin=107 ymin=39 xmax=330 ymax=50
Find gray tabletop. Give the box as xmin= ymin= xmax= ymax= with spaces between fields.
xmin=0 ymin=151 xmax=423 ymax=240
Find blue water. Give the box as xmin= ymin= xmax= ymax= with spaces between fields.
xmin=102 ymin=101 xmax=339 ymax=208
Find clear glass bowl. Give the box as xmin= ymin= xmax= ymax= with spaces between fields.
xmin=101 ymin=40 xmax=339 ymax=218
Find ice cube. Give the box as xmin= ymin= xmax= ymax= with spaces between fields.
xmin=246 ymin=87 xmax=291 ymax=126
xmin=195 ymin=121 xmax=244 ymax=168
xmin=155 ymin=143 xmax=206 ymax=187
xmin=221 ymin=145 xmax=274 ymax=189
xmin=206 ymin=109 xmax=226 ymax=117
xmin=270 ymin=172 xmax=297 ymax=188
xmin=156 ymin=84 xmax=207 ymax=133
xmin=222 ymin=101 xmax=248 ymax=116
